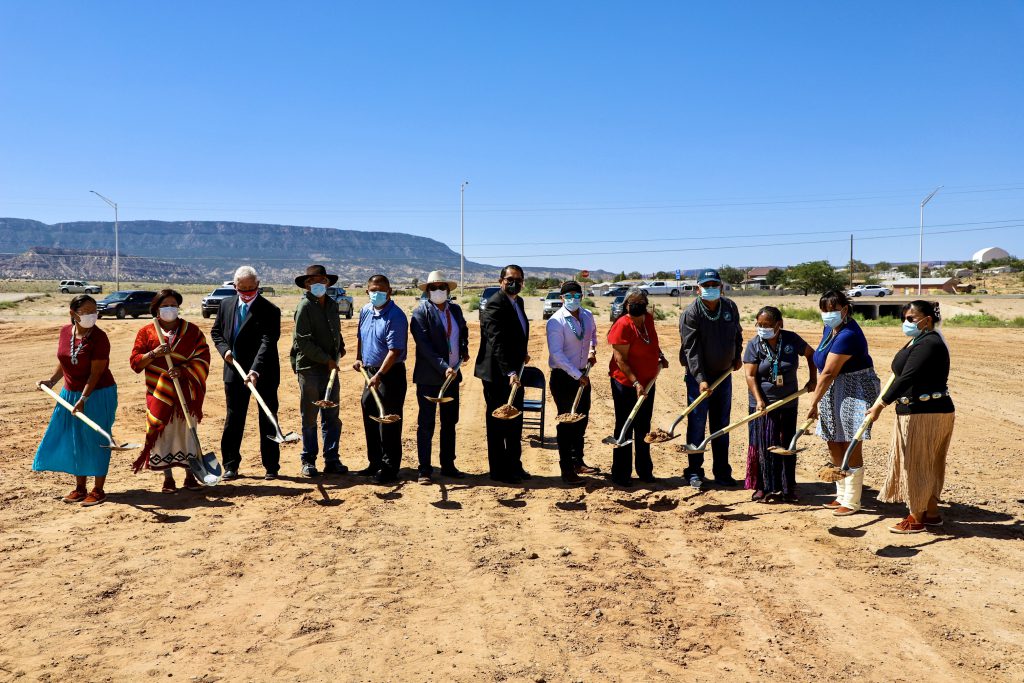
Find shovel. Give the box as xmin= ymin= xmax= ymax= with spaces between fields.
xmin=556 ymin=364 xmax=592 ymax=424
xmin=492 ymin=363 xmax=526 ymax=420
xmin=818 ymin=374 xmax=897 ymax=482
xmin=646 ymin=368 xmax=732 ymax=444
xmin=228 ymin=358 xmax=299 ymax=444
xmin=425 ymin=361 xmax=461 ymax=404
xmin=681 ymin=387 xmax=809 ymax=455
xmin=767 ymin=417 xmax=816 ymax=456
xmin=152 ymin=321 xmax=222 ymax=486
xmin=313 ymin=366 xmax=339 ymax=408
xmin=359 ymin=367 xmax=401 ymax=423
xmin=37 ymin=382 xmax=141 ymax=451
xmin=602 ymin=374 xmax=659 ymax=448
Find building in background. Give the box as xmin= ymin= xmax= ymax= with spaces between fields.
xmin=972 ymin=246 xmax=1010 ymax=263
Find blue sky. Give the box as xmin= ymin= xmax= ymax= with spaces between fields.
xmin=2 ymin=1 xmax=1022 ymax=273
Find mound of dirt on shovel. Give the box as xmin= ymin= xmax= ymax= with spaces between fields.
xmin=491 ymin=404 xmax=520 ymax=419
xmin=644 ymin=428 xmax=672 ymax=444
xmin=555 ymin=413 xmax=584 ymax=423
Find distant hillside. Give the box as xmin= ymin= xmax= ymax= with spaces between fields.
xmin=0 ymin=218 xmax=613 ymax=284
xmin=0 ymin=246 xmax=205 ymax=282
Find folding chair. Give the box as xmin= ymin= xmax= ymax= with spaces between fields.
xmin=520 ymin=366 xmax=546 ymax=442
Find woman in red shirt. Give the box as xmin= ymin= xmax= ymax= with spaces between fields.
xmin=33 ymin=295 xmax=119 ymax=506
xmin=608 ymin=288 xmax=669 ymax=487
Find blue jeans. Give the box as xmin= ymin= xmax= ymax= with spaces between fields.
xmin=683 ymin=373 xmax=733 ymax=480
xmin=297 ymin=369 xmax=341 ymax=467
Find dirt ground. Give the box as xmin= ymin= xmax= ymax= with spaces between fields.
xmin=1 ymin=293 xmax=1022 ymax=683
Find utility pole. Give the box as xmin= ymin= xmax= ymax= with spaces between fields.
xmin=849 ymin=234 xmax=854 ymax=289
xmin=918 ymin=186 xmax=943 ymax=295
xmin=460 ymin=181 xmax=469 ymax=296
xmin=90 ymin=191 xmax=119 ymax=291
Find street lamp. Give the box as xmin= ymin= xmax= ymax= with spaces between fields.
xmin=90 ymin=190 xmax=120 ymax=291
xmin=460 ymin=181 xmax=469 ymax=296
xmin=918 ymin=185 xmax=942 ymax=295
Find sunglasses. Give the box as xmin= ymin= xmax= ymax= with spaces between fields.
xmin=236 ymin=287 xmax=259 ymax=294
xmin=563 ymin=293 xmax=582 ymax=300
xmin=426 ymin=284 xmax=449 ymax=292
xmin=503 ymin=277 xmax=524 ymax=284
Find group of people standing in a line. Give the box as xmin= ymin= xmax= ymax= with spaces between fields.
xmin=33 ymin=265 xmax=955 ymax=534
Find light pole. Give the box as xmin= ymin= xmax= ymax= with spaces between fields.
xmin=460 ymin=180 xmax=469 ymax=296
xmin=90 ymin=190 xmax=120 ymax=291
xmin=918 ymin=185 xmax=942 ymax=295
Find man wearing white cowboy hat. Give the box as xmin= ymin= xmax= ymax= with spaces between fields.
xmin=410 ymin=270 xmax=470 ymax=483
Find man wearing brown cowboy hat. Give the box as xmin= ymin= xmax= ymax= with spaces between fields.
xmin=290 ymin=264 xmax=346 ymax=478
xmin=410 ymin=270 xmax=470 ymax=483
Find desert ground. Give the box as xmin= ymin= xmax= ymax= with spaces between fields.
xmin=1 ymin=291 xmax=1022 ymax=682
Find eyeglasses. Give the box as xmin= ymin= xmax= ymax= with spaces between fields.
xmin=563 ymin=294 xmax=582 ymax=300
xmin=426 ymin=284 xmax=449 ymax=292
xmin=503 ymin=277 xmax=524 ymax=284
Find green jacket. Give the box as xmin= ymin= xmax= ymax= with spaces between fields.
xmin=290 ymin=292 xmax=343 ymax=372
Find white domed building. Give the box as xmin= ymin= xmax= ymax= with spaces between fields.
xmin=972 ymin=246 xmax=1010 ymax=263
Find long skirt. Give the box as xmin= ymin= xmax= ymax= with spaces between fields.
xmin=879 ymin=412 xmax=955 ymax=513
xmin=145 ymin=414 xmax=196 ymax=471
xmin=817 ymin=367 xmax=880 ymax=442
xmin=33 ymin=385 xmax=118 ymax=477
xmin=744 ymin=405 xmax=798 ymax=495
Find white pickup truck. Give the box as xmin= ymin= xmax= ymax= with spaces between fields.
xmin=638 ymin=280 xmax=694 ymax=296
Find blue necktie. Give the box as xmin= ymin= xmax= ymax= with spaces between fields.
xmin=235 ymin=302 xmax=248 ymax=339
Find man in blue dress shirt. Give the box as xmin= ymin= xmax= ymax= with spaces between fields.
xmin=352 ymin=274 xmax=408 ymax=484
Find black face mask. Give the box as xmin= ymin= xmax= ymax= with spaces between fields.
xmin=503 ymin=280 xmax=522 ymax=295
xmin=627 ymin=302 xmax=647 ymax=317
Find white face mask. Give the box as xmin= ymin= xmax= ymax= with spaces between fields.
xmin=159 ymin=306 xmax=179 ymax=322
xmin=429 ymin=289 xmax=448 ymax=305
xmin=77 ymin=313 xmax=98 ymax=328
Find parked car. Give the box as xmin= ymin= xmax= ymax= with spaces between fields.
xmin=327 ymin=286 xmax=354 ymax=319
xmin=610 ymin=295 xmax=626 ymax=323
xmin=604 ymin=286 xmax=629 ymax=297
xmin=847 ymin=284 xmax=892 ymax=297
xmin=201 ymin=287 xmax=238 ymax=318
xmin=479 ymin=286 xmax=501 ymax=310
xmin=541 ymin=291 xmax=563 ymax=319
xmin=59 ymin=280 xmax=102 ymax=294
xmin=639 ymin=280 xmax=688 ymax=296
xmin=97 ymin=290 xmax=157 ymax=319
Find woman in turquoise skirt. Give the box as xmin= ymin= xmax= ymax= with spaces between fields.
xmin=34 ymin=294 xmax=119 ymax=506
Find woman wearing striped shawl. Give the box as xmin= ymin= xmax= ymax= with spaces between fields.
xmin=130 ymin=289 xmax=211 ymax=493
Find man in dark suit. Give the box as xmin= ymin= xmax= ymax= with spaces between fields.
xmin=211 ymin=265 xmax=282 ymax=480
xmin=474 ymin=264 xmax=530 ymax=484
xmin=410 ymin=270 xmax=470 ymax=484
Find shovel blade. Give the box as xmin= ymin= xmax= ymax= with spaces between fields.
xmin=188 ymin=452 xmax=223 ymax=486
xmin=104 ymin=442 xmax=143 ymax=451
xmin=425 ymin=396 xmax=454 ymax=404
xmin=492 ymin=410 xmax=521 ymax=420
xmin=267 ymin=432 xmax=301 ymax=444
xmin=601 ymin=436 xmax=631 ymax=447
xmin=767 ymin=446 xmax=797 ymax=455
xmin=680 ymin=443 xmax=707 ymax=454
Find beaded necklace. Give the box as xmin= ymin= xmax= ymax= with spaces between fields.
xmin=696 ymin=297 xmax=721 ymax=322
xmin=70 ymin=326 xmax=92 ymax=365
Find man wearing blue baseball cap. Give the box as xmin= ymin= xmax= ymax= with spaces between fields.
xmin=679 ymin=268 xmax=743 ymax=489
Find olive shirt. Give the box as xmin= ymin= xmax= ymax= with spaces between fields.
xmin=290 ymin=291 xmax=344 ymax=373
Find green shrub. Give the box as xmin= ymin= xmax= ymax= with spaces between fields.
xmin=651 ymin=305 xmax=669 ymax=321
xmin=944 ymin=313 xmax=1024 ymax=328
xmin=776 ymin=305 xmax=821 ymax=322
xmin=464 ymin=295 xmax=481 ymax=312
xmin=583 ymin=297 xmax=596 ymax=310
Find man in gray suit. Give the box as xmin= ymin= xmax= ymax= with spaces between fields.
xmin=410 ymin=270 xmax=470 ymax=484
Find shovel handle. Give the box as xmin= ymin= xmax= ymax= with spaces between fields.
xmin=504 ymin=362 xmax=526 ymax=406
xmin=230 ymin=358 xmax=282 ymax=432
xmin=323 ymin=366 xmax=338 ymax=401
xmin=700 ymin=387 xmax=809 ymax=448
xmin=569 ymin=364 xmax=592 ymax=415
xmin=614 ymin=375 xmax=657 ymax=445
xmin=37 ymin=382 xmax=115 ymax=443
xmin=839 ymin=373 xmax=896 ymax=471
xmin=438 ymin=361 xmax=461 ymax=399
xmin=668 ymin=368 xmax=732 ymax=434
xmin=360 ymin=367 xmax=388 ymax=415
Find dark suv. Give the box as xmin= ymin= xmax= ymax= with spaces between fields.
xmin=97 ymin=290 xmax=158 ymax=319
xmin=609 ymin=295 xmax=626 ymax=323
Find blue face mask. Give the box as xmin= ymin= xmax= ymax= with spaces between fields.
xmin=821 ymin=311 xmax=843 ymax=329
xmin=701 ymin=287 xmax=721 ymax=301
xmin=369 ymin=290 xmax=388 ymax=308
xmin=310 ymin=283 xmax=327 ymax=298
xmin=562 ymin=294 xmax=581 ymax=312
xmin=755 ymin=326 xmax=777 ymax=340
xmin=902 ymin=320 xmax=922 ymax=337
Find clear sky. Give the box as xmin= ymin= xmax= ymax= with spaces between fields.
xmin=2 ymin=1 xmax=1022 ymax=274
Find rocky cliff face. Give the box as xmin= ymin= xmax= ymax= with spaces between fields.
xmin=0 ymin=218 xmax=610 ymax=283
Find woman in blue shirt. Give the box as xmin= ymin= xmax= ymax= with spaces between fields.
xmin=742 ymin=306 xmax=817 ymax=502
xmin=806 ymin=290 xmax=881 ymax=516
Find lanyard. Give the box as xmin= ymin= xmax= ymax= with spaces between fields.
xmin=565 ymin=313 xmax=584 ymax=341
xmin=761 ymin=338 xmax=780 ymax=381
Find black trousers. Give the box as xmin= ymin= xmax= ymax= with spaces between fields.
xmin=549 ymin=368 xmax=591 ymax=474
xmin=221 ymin=378 xmax=281 ymax=474
xmin=360 ymin=363 xmax=407 ymax=476
xmin=610 ymin=378 xmax=655 ymax=482
xmin=416 ymin=382 xmax=460 ymax=474
xmin=482 ymin=379 xmax=524 ymax=479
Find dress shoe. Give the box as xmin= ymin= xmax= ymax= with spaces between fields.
xmin=264 ymin=472 xmax=278 ymax=480
xmin=714 ymin=476 xmax=737 ymax=487
xmin=575 ymin=462 xmax=601 ymax=475
xmin=517 ymin=469 xmax=533 ymax=481
xmin=561 ymin=472 xmax=584 ymax=486
xmin=417 ymin=473 xmax=432 ymax=485
xmin=323 ymin=463 xmax=349 ymax=475
xmin=222 ymin=470 xmax=238 ymax=481
xmin=373 ymin=470 xmax=399 ymax=485
xmin=440 ymin=467 xmax=466 ymax=478
xmin=354 ymin=466 xmax=379 ymax=477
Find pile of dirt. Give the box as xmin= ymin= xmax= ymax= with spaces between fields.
xmin=491 ymin=404 xmax=520 ymax=419
xmin=644 ymin=428 xmax=673 ymax=443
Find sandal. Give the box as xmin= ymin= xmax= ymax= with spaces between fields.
xmin=63 ymin=489 xmax=88 ymax=503
xmin=82 ymin=490 xmax=106 ymax=507
xmin=183 ymin=473 xmax=203 ymax=491
xmin=162 ymin=480 xmax=177 ymax=494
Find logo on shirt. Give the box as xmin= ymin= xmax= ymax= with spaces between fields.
xmin=723 ymin=311 xmax=732 ymax=321
xmin=784 ymin=344 xmax=794 ymax=354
